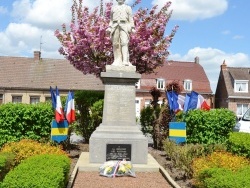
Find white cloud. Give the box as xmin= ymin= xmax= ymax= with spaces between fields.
xmin=11 ymin=0 xmax=71 ymax=30
xmin=0 ymin=32 xmax=13 ymax=55
xmin=6 ymin=23 xmax=40 ymax=40
xmin=151 ymin=0 xmax=228 ymax=21
xmin=0 ymin=0 xmax=137 ymax=58
xmin=10 ymin=0 xmax=135 ymax=29
xmin=0 ymin=22 xmax=61 ymax=57
xmin=169 ymin=47 xmax=250 ymax=93
xmin=11 ymin=0 xmax=30 ymax=17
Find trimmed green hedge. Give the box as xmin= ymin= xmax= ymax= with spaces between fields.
xmin=176 ymin=109 xmax=236 ymax=144
xmin=227 ymin=132 xmax=250 ymax=158
xmin=1 ymin=154 xmax=70 ymax=188
xmin=197 ymin=166 xmax=250 ymax=188
xmin=0 ymin=103 xmax=53 ymax=148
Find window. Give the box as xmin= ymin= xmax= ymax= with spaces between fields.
xmin=156 ymin=78 xmax=165 ymax=90
xmin=135 ymin=99 xmax=141 ymax=118
xmin=45 ymin=96 xmax=52 ymax=102
xmin=30 ymin=96 xmax=40 ymax=104
xmin=12 ymin=96 xmax=22 ymax=103
xmin=0 ymin=94 xmax=3 ymax=104
xmin=237 ymin=104 xmax=248 ymax=117
xmin=234 ymin=80 xmax=248 ymax=92
xmin=242 ymin=108 xmax=250 ymax=121
xmin=184 ymin=79 xmax=192 ymax=91
xmin=145 ymin=99 xmax=151 ymax=108
xmin=135 ymin=80 xmax=140 ymax=89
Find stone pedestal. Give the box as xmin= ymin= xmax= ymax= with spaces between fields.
xmin=89 ymin=65 xmax=148 ymax=164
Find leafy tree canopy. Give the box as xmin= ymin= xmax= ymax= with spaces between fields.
xmin=55 ymin=0 xmax=178 ymax=77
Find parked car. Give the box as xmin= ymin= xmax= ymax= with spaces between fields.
xmin=234 ymin=108 xmax=250 ymax=133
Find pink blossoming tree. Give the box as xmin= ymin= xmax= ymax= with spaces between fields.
xmin=55 ymin=0 xmax=178 ymax=77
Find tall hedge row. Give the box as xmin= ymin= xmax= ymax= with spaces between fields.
xmin=0 ymin=103 xmax=53 ymax=148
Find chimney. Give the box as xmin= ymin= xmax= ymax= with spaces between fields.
xmin=194 ymin=56 xmax=199 ymax=64
xmin=221 ymin=60 xmax=227 ymax=70
xmin=34 ymin=51 xmax=41 ymax=61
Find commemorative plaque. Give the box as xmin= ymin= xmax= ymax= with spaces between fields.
xmin=106 ymin=144 xmax=131 ymax=161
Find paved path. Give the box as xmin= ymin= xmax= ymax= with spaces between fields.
xmin=67 ymin=152 xmax=181 ymax=188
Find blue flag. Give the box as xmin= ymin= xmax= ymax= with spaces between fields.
xmin=166 ymin=91 xmax=179 ymax=111
xmin=50 ymin=86 xmax=57 ymax=109
xmin=184 ymin=91 xmax=199 ymax=112
xmin=183 ymin=93 xmax=190 ymax=112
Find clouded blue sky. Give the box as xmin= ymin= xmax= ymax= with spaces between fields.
xmin=0 ymin=0 xmax=249 ymax=93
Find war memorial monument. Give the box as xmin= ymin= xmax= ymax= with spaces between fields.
xmin=89 ymin=0 xmax=148 ymax=164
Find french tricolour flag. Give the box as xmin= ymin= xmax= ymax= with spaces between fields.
xmin=64 ymin=91 xmax=76 ymax=124
xmin=184 ymin=91 xmax=210 ymax=112
xmin=166 ymin=91 xmax=185 ymax=112
xmin=50 ymin=86 xmax=65 ymax=123
xmin=55 ymin=87 xmax=65 ymax=122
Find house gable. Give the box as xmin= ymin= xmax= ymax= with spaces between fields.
xmin=215 ymin=60 xmax=250 ymax=117
xmin=225 ymin=67 xmax=250 ymax=97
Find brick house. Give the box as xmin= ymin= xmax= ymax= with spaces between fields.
xmin=0 ymin=52 xmax=212 ymax=117
xmin=135 ymin=57 xmax=213 ymax=116
xmin=215 ymin=60 xmax=250 ymax=118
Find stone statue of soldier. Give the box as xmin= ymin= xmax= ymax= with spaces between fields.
xmin=106 ymin=0 xmax=135 ymax=66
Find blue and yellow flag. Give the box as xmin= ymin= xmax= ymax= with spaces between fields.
xmin=51 ymin=119 xmax=69 ymax=143
xmin=169 ymin=122 xmax=186 ymax=144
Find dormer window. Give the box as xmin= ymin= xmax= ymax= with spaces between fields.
xmin=234 ymin=80 xmax=248 ymax=93
xmin=184 ymin=79 xmax=192 ymax=91
xmin=156 ymin=78 xmax=165 ymax=90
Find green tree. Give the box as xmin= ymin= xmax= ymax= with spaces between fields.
xmin=73 ymin=90 xmax=104 ymax=143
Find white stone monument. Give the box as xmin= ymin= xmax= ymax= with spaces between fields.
xmin=89 ymin=0 xmax=148 ymax=164
xmin=106 ymin=0 xmax=135 ymax=66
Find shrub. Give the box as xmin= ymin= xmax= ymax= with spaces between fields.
xmin=140 ymin=106 xmax=155 ymax=136
xmin=163 ymin=138 xmax=178 ymax=160
xmin=89 ymin=99 xmax=104 ymax=134
xmin=163 ymin=139 xmax=206 ymax=178
xmin=176 ymin=109 xmax=236 ymax=145
xmin=203 ymin=143 xmax=227 ymax=154
xmin=1 ymin=154 xmax=70 ymax=188
xmin=140 ymin=105 xmax=162 ymax=149
xmin=0 ymin=139 xmax=67 ymax=166
xmin=197 ymin=166 xmax=250 ymax=188
xmin=157 ymin=105 xmax=172 ymax=149
xmin=227 ymin=132 xmax=250 ymax=158
xmin=0 ymin=152 xmax=15 ymax=181
xmin=74 ymin=90 xmax=104 ymax=143
xmin=192 ymin=151 xmax=250 ymax=180
xmin=0 ymin=103 xmax=53 ymax=148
